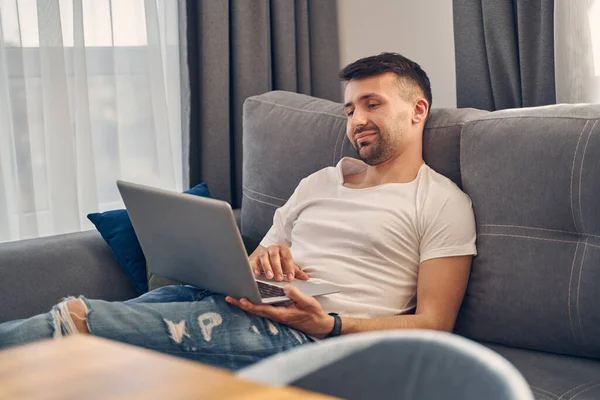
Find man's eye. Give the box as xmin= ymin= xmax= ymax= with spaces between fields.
xmin=368 ymin=103 xmax=379 ymax=108
xmin=346 ymin=110 xmax=354 ymax=117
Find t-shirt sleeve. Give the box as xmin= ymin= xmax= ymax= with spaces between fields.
xmin=259 ymin=180 xmax=305 ymax=248
xmin=419 ymin=189 xmax=477 ymax=263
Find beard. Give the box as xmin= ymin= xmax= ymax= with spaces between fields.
xmin=356 ymin=137 xmax=386 ymax=165
xmin=352 ymin=124 xmax=392 ymax=166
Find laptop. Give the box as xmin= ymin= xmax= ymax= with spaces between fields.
xmin=116 ymin=180 xmax=340 ymax=304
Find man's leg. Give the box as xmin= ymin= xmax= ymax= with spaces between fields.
xmin=0 ymin=285 xmax=195 ymax=347
xmin=0 ymin=287 xmax=313 ymax=370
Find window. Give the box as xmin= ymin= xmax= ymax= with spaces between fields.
xmin=0 ymin=0 xmax=182 ymax=242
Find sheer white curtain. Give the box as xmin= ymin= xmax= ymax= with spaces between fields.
xmin=0 ymin=0 xmax=182 ymax=243
xmin=555 ymin=0 xmax=600 ymax=103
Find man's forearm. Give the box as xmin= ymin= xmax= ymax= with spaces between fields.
xmin=340 ymin=314 xmax=454 ymax=335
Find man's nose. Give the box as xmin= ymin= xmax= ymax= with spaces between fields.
xmin=351 ymin=108 xmax=368 ymax=130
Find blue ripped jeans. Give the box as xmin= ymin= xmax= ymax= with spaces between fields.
xmin=0 ymin=285 xmax=313 ymax=370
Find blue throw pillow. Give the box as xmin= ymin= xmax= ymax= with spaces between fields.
xmin=87 ymin=183 xmax=211 ymax=294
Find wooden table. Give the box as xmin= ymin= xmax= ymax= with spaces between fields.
xmin=0 ymin=335 xmax=336 ymax=399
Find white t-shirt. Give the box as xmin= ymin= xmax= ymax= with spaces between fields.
xmin=260 ymin=157 xmax=477 ymax=318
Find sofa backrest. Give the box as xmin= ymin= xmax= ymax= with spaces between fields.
xmin=241 ymin=91 xmax=485 ymax=241
xmin=454 ymin=105 xmax=600 ymax=359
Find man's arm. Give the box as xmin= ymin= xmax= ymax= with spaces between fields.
xmin=227 ymin=254 xmax=472 ymax=338
xmin=341 ymin=255 xmax=472 ymax=334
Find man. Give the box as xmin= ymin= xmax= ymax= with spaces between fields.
xmin=0 ymin=53 xmax=476 ymax=371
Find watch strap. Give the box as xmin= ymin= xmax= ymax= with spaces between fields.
xmin=325 ymin=312 xmax=342 ymax=338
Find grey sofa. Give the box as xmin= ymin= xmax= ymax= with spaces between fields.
xmin=1 ymin=91 xmax=600 ymax=399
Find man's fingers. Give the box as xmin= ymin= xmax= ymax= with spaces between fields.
xmin=294 ymin=266 xmax=309 ymax=280
xmin=239 ymin=298 xmax=286 ymax=320
xmin=259 ymin=251 xmax=274 ymax=279
xmin=249 ymin=257 xmax=261 ymax=277
xmin=284 ymin=285 xmax=315 ymax=309
xmin=226 ymin=296 xmax=266 ymax=317
xmin=268 ymin=247 xmax=284 ymax=281
xmin=281 ymin=258 xmax=298 ymax=281
xmin=240 ymin=301 xmax=268 ymax=318
xmin=279 ymin=245 xmax=298 ymax=280
xmin=251 ymin=244 xmax=306 ymax=281
xmin=225 ymin=296 xmax=240 ymax=306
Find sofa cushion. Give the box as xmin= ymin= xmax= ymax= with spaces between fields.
xmin=241 ymin=90 xmax=487 ymax=242
xmin=87 ymin=183 xmax=211 ymax=294
xmin=455 ymin=105 xmax=600 ymax=358
xmin=484 ymin=342 xmax=600 ymax=400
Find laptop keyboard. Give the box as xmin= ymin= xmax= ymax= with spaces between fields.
xmin=256 ymin=280 xmax=286 ymax=298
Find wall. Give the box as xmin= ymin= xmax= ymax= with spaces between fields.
xmin=337 ymin=0 xmax=457 ymax=108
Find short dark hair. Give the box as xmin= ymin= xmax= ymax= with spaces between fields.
xmin=339 ymin=52 xmax=432 ymax=111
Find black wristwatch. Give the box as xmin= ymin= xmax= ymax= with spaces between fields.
xmin=325 ymin=312 xmax=342 ymax=338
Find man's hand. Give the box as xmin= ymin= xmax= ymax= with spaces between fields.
xmin=225 ymin=285 xmax=334 ymax=339
xmin=249 ymin=244 xmax=309 ymax=282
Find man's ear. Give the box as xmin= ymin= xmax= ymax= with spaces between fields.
xmin=412 ymin=98 xmax=429 ymax=125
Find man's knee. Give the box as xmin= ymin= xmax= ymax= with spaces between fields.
xmin=51 ymin=298 xmax=90 ymax=336
xmin=66 ymin=299 xmax=90 ymax=334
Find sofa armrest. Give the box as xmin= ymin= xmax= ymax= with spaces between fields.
xmin=0 ymin=231 xmax=138 ymax=323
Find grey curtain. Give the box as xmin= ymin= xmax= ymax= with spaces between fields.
xmin=453 ymin=0 xmax=556 ymax=110
xmin=185 ymin=0 xmax=340 ymax=208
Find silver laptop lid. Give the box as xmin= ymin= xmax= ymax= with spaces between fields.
xmin=116 ymin=180 xmax=263 ymax=303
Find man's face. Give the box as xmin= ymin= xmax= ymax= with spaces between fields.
xmin=343 ymin=72 xmax=415 ymax=166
